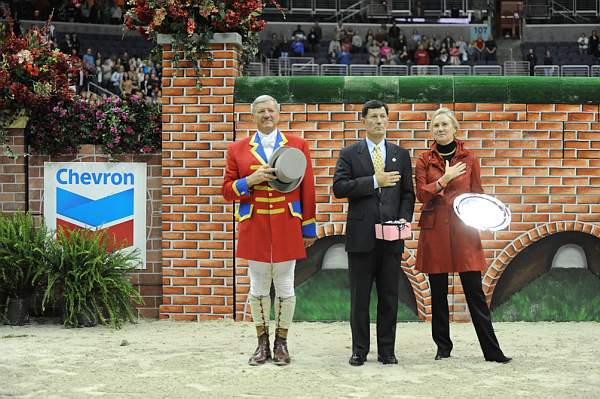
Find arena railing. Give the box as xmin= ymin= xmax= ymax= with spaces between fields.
xmin=380 ymin=65 xmax=409 ymax=76
xmin=504 ymin=61 xmax=530 ymax=76
xmin=442 ymin=65 xmax=472 ymax=75
xmin=321 ymin=64 xmax=348 ymax=76
xmin=291 ymin=63 xmax=321 ymax=75
xmin=561 ymin=65 xmax=590 ymax=77
xmin=410 ymin=65 xmax=441 ymax=75
xmin=290 ymin=0 xmax=314 ymax=12
xmin=534 ymin=65 xmax=560 ymax=77
xmin=266 ymin=57 xmax=315 ymax=76
xmin=591 ymin=65 xmax=600 ymax=77
xmin=473 ymin=65 xmax=503 ymax=76
xmin=87 ymin=82 xmax=115 ymax=98
xmin=349 ymin=64 xmax=379 ymax=76
xmin=245 ymin=63 xmax=264 ymax=77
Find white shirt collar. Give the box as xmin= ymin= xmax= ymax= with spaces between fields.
xmin=257 ymin=129 xmax=278 ymax=145
xmin=366 ymin=137 xmax=385 ymax=153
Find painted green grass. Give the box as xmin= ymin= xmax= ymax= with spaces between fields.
xmin=294 ymin=269 xmax=419 ymax=322
xmin=492 ymin=269 xmax=600 ymax=322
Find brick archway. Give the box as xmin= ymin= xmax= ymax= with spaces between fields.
xmin=482 ymin=222 xmax=600 ymax=302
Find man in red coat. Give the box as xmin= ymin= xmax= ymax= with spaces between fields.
xmin=222 ymin=95 xmax=317 ymax=366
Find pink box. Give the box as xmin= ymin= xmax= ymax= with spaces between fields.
xmin=375 ymin=223 xmax=412 ymax=241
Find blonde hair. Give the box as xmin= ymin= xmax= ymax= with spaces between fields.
xmin=430 ymin=107 xmax=460 ymax=132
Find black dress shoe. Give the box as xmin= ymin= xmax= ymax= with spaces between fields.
xmin=377 ymin=354 xmax=398 ymax=364
xmin=349 ymin=353 xmax=366 ymax=366
xmin=486 ymin=355 xmax=512 ymax=364
xmin=434 ymin=351 xmax=451 ymax=360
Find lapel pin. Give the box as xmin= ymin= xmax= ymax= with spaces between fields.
xmin=392 ymin=158 xmax=397 ymax=162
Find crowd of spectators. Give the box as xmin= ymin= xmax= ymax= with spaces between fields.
xmin=260 ymin=22 xmax=498 ymax=68
xmin=523 ymin=30 xmax=600 ymax=75
xmin=576 ymin=30 xmax=600 ymax=57
xmin=73 ymin=45 xmax=162 ymax=105
xmin=0 ymin=0 xmax=124 ymax=24
xmin=1 ymin=2 xmax=158 ymax=104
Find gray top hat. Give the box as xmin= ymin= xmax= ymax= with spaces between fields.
xmin=268 ymin=147 xmax=307 ymax=193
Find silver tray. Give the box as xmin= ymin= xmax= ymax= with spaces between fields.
xmin=453 ymin=193 xmax=511 ymax=231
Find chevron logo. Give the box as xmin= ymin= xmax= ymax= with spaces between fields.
xmin=56 ymin=187 xmax=134 ymax=251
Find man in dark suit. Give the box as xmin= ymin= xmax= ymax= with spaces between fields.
xmin=333 ymin=100 xmax=415 ymax=366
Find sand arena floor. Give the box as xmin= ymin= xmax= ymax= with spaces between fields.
xmin=1 ymin=319 xmax=599 ymax=398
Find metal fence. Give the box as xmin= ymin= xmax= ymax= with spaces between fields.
xmin=321 ymin=64 xmax=348 ymax=76
xmin=410 ymin=65 xmax=441 ymax=75
xmin=472 ymin=65 xmax=503 ymax=75
xmin=379 ymin=65 xmax=409 ymax=76
xmin=266 ymin=57 xmax=315 ymax=76
xmin=349 ymin=64 xmax=378 ymax=76
xmin=561 ymin=65 xmax=590 ymax=76
xmin=247 ymin=62 xmax=600 ymax=77
xmin=503 ymin=61 xmax=530 ymax=76
xmin=291 ymin=63 xmax=320 ymax=76
xmin=534 ymin=65 xmax=560 ymax=76
xmin=442 ymin=65 xmax=472 ymax=75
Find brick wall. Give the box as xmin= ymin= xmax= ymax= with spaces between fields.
xmin=158 ymin=34 xmax=600 ymax=322
xmin=0 ymin=135 xmax=163 ymax=318
xmin=0 ymin=130 xmax=26 ymax=213
xmin=232 ymin=102 xmax=600 ymax=321
xmin=159 ymin=33 xmax=238 ymax=321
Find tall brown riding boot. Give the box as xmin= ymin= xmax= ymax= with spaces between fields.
xmin=273 ymin=327 xmax=291 ymax=366
xmin=248 ymin=328 xmax=271 ymax=366
xmin=248 ymin=295 xmax=271 ymax=366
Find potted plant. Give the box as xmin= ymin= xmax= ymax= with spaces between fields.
xmin=0 ymin=212 xmax=49 ymax=325
xmin=40 ymin=228 xmax=142 ymax=329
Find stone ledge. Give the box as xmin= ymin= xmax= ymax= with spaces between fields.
xmin=157 ymin=33 xmax=242 ymax=47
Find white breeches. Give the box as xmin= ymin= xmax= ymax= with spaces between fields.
xmin=248 ymin=259 xmax=296 ymax=298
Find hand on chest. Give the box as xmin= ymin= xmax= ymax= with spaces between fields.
xmin=428 ymin=157 xmax=471 ymax=185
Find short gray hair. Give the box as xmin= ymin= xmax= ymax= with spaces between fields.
xmin=251 ymin=95 xmax=280 ymax=114
xmin=430 ymin=107 xmax=460 ymax=131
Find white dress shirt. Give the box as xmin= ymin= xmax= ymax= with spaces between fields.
xmin=258 ymin=130 xmax=278 ymax=161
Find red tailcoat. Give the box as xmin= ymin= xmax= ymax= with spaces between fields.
xmin=415 ymin=140 xmax=487 ymax=274
xmin=222 ymin=131 xmax=317 ymax=263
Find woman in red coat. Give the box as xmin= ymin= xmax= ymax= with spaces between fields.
xmin=415 ymin=108 xmax=511 ymax=363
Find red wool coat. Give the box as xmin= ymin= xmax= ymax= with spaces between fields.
xmin=415 ymin=140 xmax=486 ymax=274
xmin=222 ymin=131 xmax=316 ymax=263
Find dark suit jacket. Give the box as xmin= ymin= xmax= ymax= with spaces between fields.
xmin=333 ymin=140 xmax=415 ymax=253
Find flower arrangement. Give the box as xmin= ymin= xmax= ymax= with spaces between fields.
xmin=28 ymin=95 xmax=161 ymax=156
xmin=0 ymin=17 xmax=80 ymax=146
xmin=124 ymin=0 xmax=284 ymax=68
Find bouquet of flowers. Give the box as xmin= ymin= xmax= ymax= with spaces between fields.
xmin=124 ymin=0 xmax=284 ymax=65
xmin=0 ymin=17 xmax=80 ymax=152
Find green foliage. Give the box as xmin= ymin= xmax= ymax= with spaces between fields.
xmin=40 ymin=228 xmax=142 ymax=329
xmin=492 ymin=269 xmax=600 ymax=322
xmin=28 ymin=96 xmax=161 ymax=157
xmin=0 ymin=212 xmax=49 ymax=299
xmin=294 ymin=269 xmax=419 ymax=322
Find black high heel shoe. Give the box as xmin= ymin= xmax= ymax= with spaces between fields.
xmin=485 ymin=355 xmax=512 ymax=364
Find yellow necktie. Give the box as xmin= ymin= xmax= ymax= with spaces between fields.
xmin=372 ymin=145 xmax=384 ymax=173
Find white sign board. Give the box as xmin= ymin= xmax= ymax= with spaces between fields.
xmin=44 ymin=162 xmax=147 ymax=268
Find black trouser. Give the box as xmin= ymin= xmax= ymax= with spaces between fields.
xmin=348 ymin=241 xmax=401 ymax=356
xmin=429 ymin=271 xmax=504 ymax=359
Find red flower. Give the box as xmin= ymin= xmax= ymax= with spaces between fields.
xmin=186 ymin=18 xmax=196 ymax=36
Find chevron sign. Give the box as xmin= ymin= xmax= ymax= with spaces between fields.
xmin=44 ymin=162 xmax=147 ymax=268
